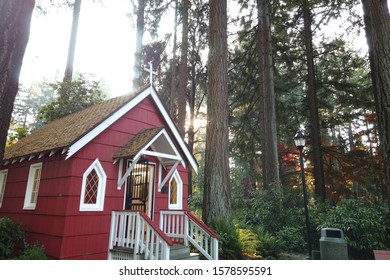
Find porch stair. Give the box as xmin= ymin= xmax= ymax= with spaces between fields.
xmin=169 ymin=244 xmax=200 ymax=260
xmin=109 ymin=244 xmax=199 ymax=260
xmin=108 ymin=210 xmax=219 ymax=260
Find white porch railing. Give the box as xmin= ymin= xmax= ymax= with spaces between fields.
xmin=159 ymin=210 xmax=219 ymax=260
xmin=108 ymin=210 xmax=173 ymax=260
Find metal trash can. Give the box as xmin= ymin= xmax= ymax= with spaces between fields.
xmin=319 ymin=228 xmax=348 ymax=260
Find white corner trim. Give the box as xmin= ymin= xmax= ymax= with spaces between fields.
xmin=66 ymin=88 xmax=150 ymax=160
xmin=117 ymin=158 xmax=123 ymax=184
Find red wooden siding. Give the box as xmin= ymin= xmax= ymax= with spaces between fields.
xmin=0 ymin=95 xmax=191 ymax=260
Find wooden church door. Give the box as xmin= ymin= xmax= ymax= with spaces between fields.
xmin=125 ymin=160 xmax=155 ymax=217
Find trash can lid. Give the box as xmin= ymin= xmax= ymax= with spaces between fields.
xmin=321 ymin=228 xmax=344 ymax=239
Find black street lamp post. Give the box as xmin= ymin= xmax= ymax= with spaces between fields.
xmin=293 ymin=130 xmax=312 ymax=259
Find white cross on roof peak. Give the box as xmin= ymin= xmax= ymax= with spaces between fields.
xmin=145 ymin=61 xmax=157 ymax=85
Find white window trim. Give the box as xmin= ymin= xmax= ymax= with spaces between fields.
xmin=0 ymin=169 xmax=8 ymax=208
xmin=23 ymin=163 xmax=42 ymax=210
xmin=168 ymin=170 xmax=182 ymax=210
xmin=80 ymin=159 xmax=107 ymax=211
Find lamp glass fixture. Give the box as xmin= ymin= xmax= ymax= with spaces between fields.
xmin=293 ymin=130 xmax=306 ymax=148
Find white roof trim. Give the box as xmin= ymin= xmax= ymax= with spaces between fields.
xmin=28 ymin=154 xmax=37 ymax=161
xmin=49 ymin=149 xmax=58 ymax=157
xmin=65 ymin=86 xmax=198 ymax=173
xmin=143 ymin=128 xmax=185 ymax=167
xmin=66 ymin=88 xmax=150 ymax=160
xmin=142 ymin=150 xmax=182 ymax=162
xmin=149 ymin=87 xmax=198 ymax=173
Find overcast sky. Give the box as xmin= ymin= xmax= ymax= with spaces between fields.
xmin=20 ymin=0 xmax=139 ymax=97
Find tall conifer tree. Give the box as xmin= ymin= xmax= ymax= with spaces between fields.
xmin=202 ymin=0 xmax=231 ymax=225
xmin=361 ymin=0 xmax=390 ymax=199
xmin=0 ymin=0 xmax=35 ymax=166
xmin=257 ymin=0 xmax=280 ymax=188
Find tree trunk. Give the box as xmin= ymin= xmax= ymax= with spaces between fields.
xmin=132 ymin=0 xmax=145 ymax=89
xmin=63 ymin=0 xmax=81 ymax=82
xmin=202 ymin=0 xmax=231 ymax=225
xmin=187 ymin=62 xmax=196 ymax=196
xmin=302 ymin=0 xmax=326 ymax=201
xmin=257 ymin=0 xmax=280 ymax=188
xmin=0 ymin=0 xmax=35 ymax=165
xmin=361 ymin=0 xmax=390 ymax=199
xmin=177 ymin=0 xmax=189 ymax=137
xmin=169 ymin=0 xmax=179 ymax=120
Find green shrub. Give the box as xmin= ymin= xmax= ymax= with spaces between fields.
xmin=277 ymin=226 xmax=306 ymax=253
xmin=210 ymin=218 xmax=243 ymax=260
xmin=0 ymin=217 xmax=47 ymax=260
xmin=0 ymin=217 xmax=25 ymax=259
xmin=18 ymin=242 xmax=47 ymax=260
xmin=188 ymin=191 xmax=203 ymax=213
xmin=242 ymin=184 xmax=303 ymax=234
xmin=315 ymin=199 xmax=390 ymax=259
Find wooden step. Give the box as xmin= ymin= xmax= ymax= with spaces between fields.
xmin=109 ymin=247 xmax=134 ymax=260
xmin=169 ymin=244 xmax=200 ymax=260
xmin=109 ymin=244 xmax=200 ymax=260
xmin=170 ymin=252 xmax=200 ymax=260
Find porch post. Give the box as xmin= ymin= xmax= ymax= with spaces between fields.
xmin=134 ymin=212 xmax=141 ymax=255
xmin=212 ymin=238 xmax=219 ymax=260
xmin=107 ymin=211 xmax=116 ymax=259
xmin=184 ymin=214 xmax=189 ymax=246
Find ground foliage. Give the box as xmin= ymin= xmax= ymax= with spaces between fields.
xmin=0 ymin=217 xmax=46 ymax=260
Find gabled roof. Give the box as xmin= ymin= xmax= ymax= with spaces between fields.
xmin=3 ymin=85 xmax=198 ymax=173
xmin=114 ymin=126 xmax=184 ymax=166
xmin=4 ymin=86 xmax=145 ymax=161
xmin=115 ymin=126 xmax=186 ymax=191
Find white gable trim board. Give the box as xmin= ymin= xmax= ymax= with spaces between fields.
xmin=66 ymin=86 xmax=198 ymax=174
xmin=147 ymin=129 xmax=185 ymax=167
xmin=116 ymin=127 xmax=184 ymax=190
xmin=149 ymin=87 xmax=197 ymax=173
xmin=65 ymin=88 xmax=150 ymax=160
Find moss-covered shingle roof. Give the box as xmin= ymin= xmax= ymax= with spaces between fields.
xmin=4 ymin=86 xmax=146 ymax=161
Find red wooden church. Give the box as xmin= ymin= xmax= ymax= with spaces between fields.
xmin=0 ymin=85 xmax=219 ymax=260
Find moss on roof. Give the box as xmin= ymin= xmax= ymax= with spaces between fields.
xmin=4 ymin=86 xmax=147 ymax=161
xmin=113 ymin=126 xmax=164 ymax=159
